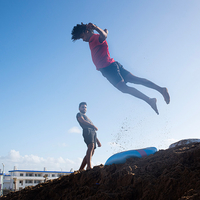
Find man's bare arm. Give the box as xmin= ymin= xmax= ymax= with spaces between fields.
xmin=77 ymin=116 xmax=98 ymax=131
xmin=96 ymin=138 xmax=101 ymax=147
xmin=87 ymin=23 xmax=108 ymax=43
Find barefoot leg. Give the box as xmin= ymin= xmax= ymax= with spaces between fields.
xmin=116 ymin=81 xmax=159 ymax=114
xmin=148 ymin=98 xmax=159 ymax=115
xmin=125 ymin=74 xmax=170 ymax=104
xmin=161 ymin=88 xmax=170 ymax=104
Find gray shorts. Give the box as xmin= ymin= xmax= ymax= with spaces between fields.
xmin=99 ymin=61 xmax=130 ymax=86
xmin=83 ymin=128 xmax=97 ymax=149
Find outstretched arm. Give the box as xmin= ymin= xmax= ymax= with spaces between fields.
xmin=87 ymin=23 xmax=108 ymax=43
xmin=77 ymin=116 xmax=98 ymax=131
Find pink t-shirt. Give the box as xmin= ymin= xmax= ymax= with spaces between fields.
xmin=89 ymin=34 xmax=115 ymax=70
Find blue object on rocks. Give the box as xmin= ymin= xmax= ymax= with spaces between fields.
xmin=105 ymin=147 xmax=157 ymax=166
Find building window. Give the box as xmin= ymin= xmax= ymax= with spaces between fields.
xmin=26 ymin=173 xmax=33 ymax=177
xmin=52 ymin=174 xmax=55 ymax=177
xmin=34 ymin=180 xmax=42 ymax=184
xmin=19 ymin=180 xmax=23 ymax=185
xmin=35 ymin=174 xmax=42 ymax=177
xmin=20 ymin=173 xmax=23 ymax=176
xmin=25 ymin=180 xmax=33 ymax=184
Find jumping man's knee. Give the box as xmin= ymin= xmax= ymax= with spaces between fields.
xmin=116 ymin=83 xmax=129 ymax=93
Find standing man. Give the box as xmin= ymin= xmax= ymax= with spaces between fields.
xmin=76 ymin=102 xmax=101 ymax=170
xmin=71 ymin=23 xmax=170 ymax=114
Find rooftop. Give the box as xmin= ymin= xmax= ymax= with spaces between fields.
xmin=9 ymin=169 xmax=73 ymax=174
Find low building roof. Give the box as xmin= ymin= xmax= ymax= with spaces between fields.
xmin=9 ymin=170 xmax=73 ymax=174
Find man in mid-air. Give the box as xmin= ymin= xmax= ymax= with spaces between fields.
xmin=71 ymin=23 xmax=170 ymax=114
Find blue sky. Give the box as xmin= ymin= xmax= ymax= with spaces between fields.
xmin=1 ymin=0 xmax=200 ymax=173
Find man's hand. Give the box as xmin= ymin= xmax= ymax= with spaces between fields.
xmin=87 ymin=23 xmax=96 ymax=30
xmin=87 ymin=22 xmax=108 ymax=43
xmin=104 ymin=29 xmax=108 ymax=34
xmin=97 ymin=139 xmax=101 ymax=147
xmin=78 ymin=116 xmax=98 ymax=131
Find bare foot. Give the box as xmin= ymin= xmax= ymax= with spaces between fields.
xmin=162 ymin=88 xmax=170 ymax=104
xmin=149 ymin=98 xmax=159 ymax=115
xmin=78 ymin=169 xmax=85 ymax=172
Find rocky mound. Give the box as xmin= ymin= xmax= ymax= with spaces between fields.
xmin=169 ymin=139 xmax=200 ymax=148
xmin=1 ymin=142 xmax=200 ymax=200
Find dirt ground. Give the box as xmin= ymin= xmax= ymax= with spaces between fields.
xmin=1 ymin=142 xmax=200 ymax=200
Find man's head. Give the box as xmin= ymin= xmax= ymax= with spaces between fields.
xmin=71 ymin=23 xmax=94 ymax=42
xmin=79 ymin=102 xmax=87 ymax=114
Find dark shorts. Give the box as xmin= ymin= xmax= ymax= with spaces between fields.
xmin=83 ymin=128 xmax=97 ymax=149
xmin=99 ymin=61 xmax=131 ymax=86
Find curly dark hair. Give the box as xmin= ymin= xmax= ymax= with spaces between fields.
xmin=71 ymin=23 xmax=93 ymax=41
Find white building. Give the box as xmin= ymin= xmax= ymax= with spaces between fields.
xmin=1 ymin=167 xmax=73 ymax=193
xmin=2 ymin=174 xmax=11 ymax=190
xmin=0 ymin=170 xmax=11 ymax=196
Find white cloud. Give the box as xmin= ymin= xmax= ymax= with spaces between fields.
xmin=0 ymin=150 xmax=81 ymax=173
xmin=0 ymin=150 xmax=103 ymax=174
xmin=7 ymin=149 xmax=21 ymax=161
xmin=68 ymin=126 xmax=81 ymax=134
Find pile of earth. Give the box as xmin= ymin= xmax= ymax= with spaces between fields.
xmin=1 ymin=142 xmax=200 ymax=200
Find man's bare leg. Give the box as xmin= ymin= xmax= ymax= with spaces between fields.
xmin=116 ymin=81 xmax=159 ymax=114
xmin=86 ymin=143 xmax=95 ymax=170
xmin=125 ymin=73 xmax=170 ymax=104
xmin=161 ymin=87 xmax=170 ymax=104
xmin=79 ymin=156 xmax=87 ymax=171
xmin=79 ymin=143 xmax=95 ymax=171
xmin=149 ymin=98 xmax=159 ymax=115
